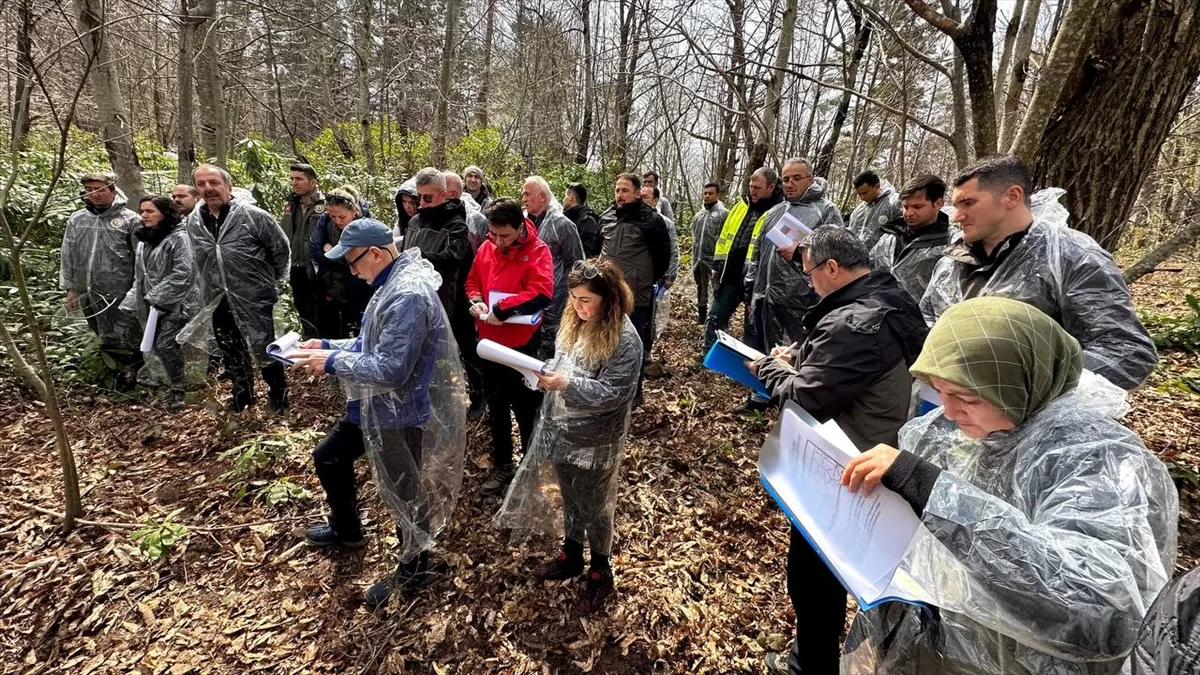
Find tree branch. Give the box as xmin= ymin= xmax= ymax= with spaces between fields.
xmin=902 ymin=0 xmax=961 ymax=37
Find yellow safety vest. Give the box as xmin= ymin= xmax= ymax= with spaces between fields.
xmin=712 ymin=198 xmax=771 ymax=283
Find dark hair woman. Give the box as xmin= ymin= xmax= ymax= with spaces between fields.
xmin=309 ymin=186 xmax=374 ymax=338
xmin=494 ymin=257 xmax=642 ymax=616
xmin=120 ymin=195 xmax=200 ymax=410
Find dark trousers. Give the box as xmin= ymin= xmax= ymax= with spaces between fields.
xmin=554 ymin=461 xmax=619 ymax=557
xmin=155 ymin=316 xmax=187 ymax=391
xmin=693 ymin=266 xmax=711 ymax=322
xmin=451 ymin=310 xmax=484 ymax=406
xmin=212 ymin=298 xmax=286 ymax=406
xmin=315 ymin=298 xmax=365 ymax=340
xmin=313 ymin=415 xmax=424 ymax=543
xmin=481 ymin=333 xmax=544 ymax=467
xmin=630 ymin=304 xmax=653 ymax=402
xmin=703 ymin=281 xmax=749 ymax=351
xmin=290 ymin=266 xmax=319 ymax=339
xmin=786 ymin=526 xmax=848 ymax=674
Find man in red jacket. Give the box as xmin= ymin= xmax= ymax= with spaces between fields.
xmin=467 ymin=198 xmax=555 ymax=496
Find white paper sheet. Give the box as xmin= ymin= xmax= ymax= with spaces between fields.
xmin=265 ymin=331 xmax=304 ymax=365
xmin=758 ymin=401 xmax=926 ymax=609
xmin=764 ymin=212 xmax=813 ymax=249
xmin=140 ymin=307 xmax=160 ymax=353
xmin=716 ymin=330 xmax=767 ymax=362
xmin=476 ymin=338 xmax=548 ymax=389
xmin=479 ymin=291 xmax=543 ymax=325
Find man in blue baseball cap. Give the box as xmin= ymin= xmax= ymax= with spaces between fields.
xmin=291 ymin=217 xmax=468 ymax=610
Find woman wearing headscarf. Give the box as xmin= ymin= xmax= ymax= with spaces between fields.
xmin=121 ymin=195 xmax=200 ymax=410
xmin=838 ymin=296 xmax=1177 ymax=674
xmin=494 ymin=258 xmax=642 ymax=616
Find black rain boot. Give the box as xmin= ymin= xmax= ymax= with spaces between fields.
xmin=533 ymin=538 xmax=586 ymax=581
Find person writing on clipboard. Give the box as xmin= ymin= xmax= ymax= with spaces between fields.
xmin=289 ymin=217 xmax=468 ymax=611
xmin=466 ymin=198 xmax=555 ymax=497
xmin=746 ymin=225 xmax=927 ymax=675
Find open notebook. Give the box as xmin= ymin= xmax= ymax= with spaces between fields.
xmin=759 ymin=401 xmax=928 ymax=610
xmin=266 ymin=331 xmax=304 ymax=365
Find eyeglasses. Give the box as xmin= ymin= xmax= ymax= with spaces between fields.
xmin=572 ymin=259 xmax=600 ymax=279
xmin=801 ymin=258 xmax=828 ymax=278
xmin=347 ymin=247 xmax=373 ymax=269
xmin=419 ymin=193 xmax=436 ymax=204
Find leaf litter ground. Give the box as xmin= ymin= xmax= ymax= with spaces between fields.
xmin=2 ymin=265 xmax=1198 ymax=674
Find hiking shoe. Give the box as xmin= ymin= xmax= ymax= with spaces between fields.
xmin=166 ymin=390 xmax=186 ymax=412
xmin=364 ymin=554 xmax=430 ymax=610
xmin=573 ymin=569 xmax=614 ymax=616
xmin=268 ymin=390 xmax=289 ymax=414
xmin=479 ymin=464 xmax=515 ymax=497
xmin=305 ymin=524 xmax=366 ymax=549
xmin=731 ymin=397 xmax=770 ymax=415
xmin=534 ymin=551 xmax=585 ymax=581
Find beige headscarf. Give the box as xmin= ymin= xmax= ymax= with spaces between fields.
xmin=910 ymin=296 xmax=1082 ymax=426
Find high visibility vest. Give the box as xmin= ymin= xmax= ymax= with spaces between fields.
xmin=712 ymin=198 xmax=771 ymax=281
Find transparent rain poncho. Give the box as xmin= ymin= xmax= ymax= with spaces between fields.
xmin=180 ymin=198 xmax=290 ymax=354
xmin=919 ymin=189 xmax=1157 ymax=391
xmin=120 ymin=225 xmax=202 ymax=386
xmin=691 ymin=201 xmax=728 ymax=275
xmin=747 ymin=178 xmax=842 ymax=346
xmin=842 ymin=372 xmax=1178 ymax=674
xmin=494 ymin=317 xmax=642 ymax=556
xmin=461 ymin=191 xmax=490 ymax=251
xmin=847 ymin=181 xmax=902 ymax=249
xmin=59 ymin=190 xmax=142 ymax=349
xmin=654 ymin=216 xmax=679 ymax=340
xmin=533 ymin=201 xmax=585 ymax=341
xmin=326 ymin=250 xmax=467 ymax=562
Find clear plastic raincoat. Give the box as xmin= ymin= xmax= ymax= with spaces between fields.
xmin=59 ymin=191 xmax=142 ymax=349
xmin=120 ymin=224 xmax=201 ymax=386
xmin=848 ymin=181 xmax=902 ymax=249
xmin=181 ymin=198 xmax=290 ymax=353
xmin=532 ymin=202 xmax=585 ymax=347
xmin=919 ymin=189 xmax=1157 ymax=390
xmin=462 ymin=191 xmax=490 ymax=251
xmin=691 ymin=201 xmax=728 ymax=277
xmin=494 ymin=318 xmax=642 ymax=556
xmin=747 ymin=178 xmax=843 ymax=346
xmin=842 ymin=370 xmax=1178 ymax=674
xmin=325 ymin=250 xmax=467 ymax=562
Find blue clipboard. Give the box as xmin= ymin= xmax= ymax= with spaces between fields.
xmin=703 ymin=337 xmax=772 ymax=398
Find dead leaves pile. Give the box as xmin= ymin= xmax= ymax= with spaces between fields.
xmin=2 ymin=269 xmax=1199 ymax=673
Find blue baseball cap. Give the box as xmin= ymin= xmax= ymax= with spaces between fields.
xmin=326 ymin=218 xmax=393 ymax=260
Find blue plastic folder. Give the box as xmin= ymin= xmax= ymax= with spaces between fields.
xmin=703 ymin=331 xmax=771 ymax=398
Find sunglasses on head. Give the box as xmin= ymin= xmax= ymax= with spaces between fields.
xmin=572 ymin=259 xmax=600 ymax=279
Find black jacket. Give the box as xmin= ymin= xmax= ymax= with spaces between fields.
xmin=1133 ymin=565 xmax=1200 ymax=675
xmin=719 ymin=189 xmax=784 ymax=288
xmin=598 ymin=199 xmax=671 ymax=307
xmin=565 ymin=203 xmax=603 ymax=258
xmin=756 ymin=270 xmax=928 ymax=450
xmin=402 ymin=199 xmax=474 ymax=317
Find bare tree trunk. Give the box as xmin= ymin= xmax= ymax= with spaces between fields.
xmin=476 ymin=0 xmax=495 ymax=128
xmin=813 ymin=0 xmax=870 ymax=178
xmin=614 ymin=0 xmax=641 ymax=167
xmin=997 ymin=0 xmax=1041 ymax=149
xmin=11 ymin=0 xmax=34 ymax=153
xmin=1034 ymin=1 xmax=1200 ymax=251
xmin=746 ymin=0 xmax=798 ymax=176
xmin=194 ymin=0 xmax=227 ymax=166
xmin=176 ymin=0 xmax=197 ymax=183
xmin=256 ymin=6 xmax=300 ymax=158
xmin=993 ymin=0 xmax=1025 ymax=107
xmin=355 ymin=0 xmax=376 ymax=173
xmin=573 ymin=0 xmax=594 ymax=165
xmin=1008 ymin=0 xmax=1100 ymax=162
xmin=74 ymin=0 xmax=145 ymax=202
xmin=905 ymin=0 xmax=998 ymax=157
xmin=431 ymin=0 xmax=461 ymax=167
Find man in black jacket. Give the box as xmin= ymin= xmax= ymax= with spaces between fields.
xmin=403 ymin=167 xmax=481 ymax=414
xmin=563 ymin=182 xmax=603 ymax=258
xmin=599 ymin=172 xmax=671 ymax=405
xmin=750 ymin=225 xmax=928 ymax=675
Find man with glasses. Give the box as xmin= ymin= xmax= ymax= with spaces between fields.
xmin=60 ymin=171 xmax=143 ymax=388
xmin=292 ymin=217 xmax=467 ymax=611
xmin=748 ymin=225 xmax=927 ymax=675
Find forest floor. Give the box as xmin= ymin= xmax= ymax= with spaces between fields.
xmin=2 ymin=257 xmax=1199 ymax=675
